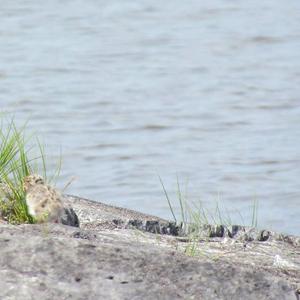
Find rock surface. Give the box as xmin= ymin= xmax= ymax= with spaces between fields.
xmin=0 ymin=195 xmax=299 ymax=300
xmin=60 ymin=206 xmax=80 ymax=227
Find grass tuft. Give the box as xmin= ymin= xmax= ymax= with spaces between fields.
xmin=160 ymin=177 xmax=259 ymax=256
xmin=0 ymin=117 xmax=60 ymax=224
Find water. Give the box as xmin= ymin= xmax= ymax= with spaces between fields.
xmin=1 ymin=1 xmax=300 ymax=234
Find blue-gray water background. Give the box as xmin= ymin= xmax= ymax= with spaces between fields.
xmin=1 ymin=1 xmax=300 ymax=234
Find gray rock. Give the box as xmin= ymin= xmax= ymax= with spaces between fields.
xmin=60 ymin=207 xmax=79 ymax=227
xmin=0 ymin=195 xmax=299 ymax=300
xmin=0 ymin=223 xmax=298 ymax=300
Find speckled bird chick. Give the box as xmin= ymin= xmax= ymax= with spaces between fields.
xmin=23 ymin=174 xmax=64 ymax=223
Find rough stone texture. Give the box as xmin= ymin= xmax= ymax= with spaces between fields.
xmin=60 ymin=206 xmax=80 ymax=227
xmin=0 ymin=195 xmax=299 ymax=300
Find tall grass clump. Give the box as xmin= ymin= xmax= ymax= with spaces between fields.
xmin=0 ymin=117 xmax=60 ymax=224
xmin=160 ymin=176 xmax=259 ymax=231
xmin=159 ymin=176 xmax=259 ymax=255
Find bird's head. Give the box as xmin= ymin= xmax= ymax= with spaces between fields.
xmin=23 ymin=174 xmax=45 ymax=192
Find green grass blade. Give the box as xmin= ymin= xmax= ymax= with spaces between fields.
xmin=158 ymin=176 xmax=177 ymax=223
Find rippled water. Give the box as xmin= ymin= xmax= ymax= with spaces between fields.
xmin=1 ymin=1 xmax=300 ymax=234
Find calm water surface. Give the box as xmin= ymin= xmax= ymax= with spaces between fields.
xmin=1 ymin=1 xmax=300 ymax=234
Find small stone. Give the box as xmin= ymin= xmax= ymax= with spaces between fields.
xmin=259 ymin=230 xmax=271 ymax=241
xmin=61 ymin=207 xmax=80 ymax=227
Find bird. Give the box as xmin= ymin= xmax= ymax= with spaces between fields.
xmin=23 ymin=174 xmax=65 ymax=223
xmin=23 ymin=174 xmax=79 ymax=227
